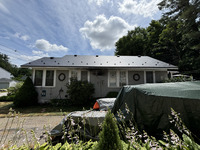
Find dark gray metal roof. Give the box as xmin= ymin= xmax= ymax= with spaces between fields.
xmin=21 ymin=55 xmax=177 ymax=69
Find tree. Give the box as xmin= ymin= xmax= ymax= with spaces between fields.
xmin=158 ymin=0 xmax=200 ymax=76
xmin=146 ymin=20 xmax=164 ymax=58
xmin=14 ymin=76 xmax=38 ymax=107
xmin=115 ymin=27 xmax=147 ymax=56
xmin=97 ymin=110 xmax=123 ymax=150
xmin=0 ymin=53 xmax=31 ymax=79
xmin=157 ymin=20 xmax=183 ymax=65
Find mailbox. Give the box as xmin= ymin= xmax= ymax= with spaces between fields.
xmin=41 ymin=90 xmax=46 ymax=97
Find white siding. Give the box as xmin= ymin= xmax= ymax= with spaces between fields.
xmin=0 ymin=67 xmax=12 ymax=79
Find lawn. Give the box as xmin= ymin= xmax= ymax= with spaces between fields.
xmin=0 ymin=101 xmax=90 ymax=117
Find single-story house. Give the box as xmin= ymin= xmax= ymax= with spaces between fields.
xmin=21 ymin=55 xmax=178 ymax=103
xmin=0 ymin=67 xmax=16 ymax=89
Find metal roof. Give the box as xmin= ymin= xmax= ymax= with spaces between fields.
xmin=21 ymin=55 xmax=177 ymax=69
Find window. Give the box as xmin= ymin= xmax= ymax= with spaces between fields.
xmin=34 ymin=70 xmax=43 ymax=86
xmin=108 ymin=70 xmax=127 ymax=87
xmin=34 ymin=69 xmax=55 ymax=87
xmin=71 ymin=70 xmax=78 ymax=79
xmin=146 ymin=71 xmax=153 ymax=83
xmin=109 ymin=71 xmax=117 ymax=87
xmin=45 ymin=70 xmax=54 ymax=86
xmin=120 ymin=71 xmax=126 ymax=87
xmin=81 ymin=71 xmax=88 ymax=81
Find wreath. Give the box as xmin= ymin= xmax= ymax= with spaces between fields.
xmin=58 ymin=73 xmax=66 ymax=81
xmin=133 ymin=74 xmax=140 ymax=81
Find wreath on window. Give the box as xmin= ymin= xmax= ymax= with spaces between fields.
xmin=58 ymin=73 xmax=66 ymax=81
xmin=133 ymin=74 xmax=140 ymax=81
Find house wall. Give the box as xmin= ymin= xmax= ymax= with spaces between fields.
xmin=155 ymin=71 xmax=168 ymax=82
xmin=36 ymin=70 xmax=69 ymax=103
xmin=90 ymin=70 xmax=121 ymax=98
xmin=128 ymin=71 xmax=144 ymax=85
xmin=0 ymin=82 xmax=9 ymax=89
xmin=33 ymin=68 xmax=169 ymax=103
xmin=0 ymin=67 xmax=12 ymax=79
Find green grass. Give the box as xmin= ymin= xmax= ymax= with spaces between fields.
xmin=0 ymin=102 xmax=90 ymax=117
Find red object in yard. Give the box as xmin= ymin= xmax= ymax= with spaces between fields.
xmin=93 ymin=101 xmax=100 ymax=110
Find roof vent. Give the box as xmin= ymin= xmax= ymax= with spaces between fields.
xmin=50 ymin=57 xmax=54 ymax=59
xmin=74 ymin=55 xmax=77 ymax=57
xmin=96 ymin=55 xmax=98 ymax=57
xmin=117 ymin=55 xmax=120 ymax=57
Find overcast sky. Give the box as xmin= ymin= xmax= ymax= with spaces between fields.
xmin=0 ymin=0 xmax=162 ymax=66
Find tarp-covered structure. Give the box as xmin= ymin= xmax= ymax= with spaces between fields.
xmin=112 ymin=81 xmax=200 ymax=137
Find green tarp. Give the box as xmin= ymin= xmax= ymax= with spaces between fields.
xmin=112 ymin=81 xmax=200 ymax=137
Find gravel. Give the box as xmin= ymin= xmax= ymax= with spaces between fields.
xmin=0 ymin=115 xmax=63 ymax=148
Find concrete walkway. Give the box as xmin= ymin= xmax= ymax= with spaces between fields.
xmin=0 ymin=115 xmax=63 ymax=148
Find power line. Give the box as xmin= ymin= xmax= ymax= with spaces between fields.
xmin=0 ymin=43 xmax=30 ymax=56
xmin=0 ymin=43 xmax=32 ymax=63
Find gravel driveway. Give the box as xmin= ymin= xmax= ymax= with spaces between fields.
xmin=0 ymin=115 xmax=63 ymax=148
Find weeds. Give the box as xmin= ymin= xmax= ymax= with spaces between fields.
xmin=1 ymin=106 xmax=200 ymax=149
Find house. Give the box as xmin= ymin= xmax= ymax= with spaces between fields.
xmin=21 ymin=55 xmax=178 ymax=103
xmin=0 ymin=67 xmax=16 ymax=89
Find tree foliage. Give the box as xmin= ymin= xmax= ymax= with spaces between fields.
xmin=14 ymin=76 xmax=38 ymax=107
xmin=115 ymin=0 xmax=200 ymax=78
xmin=96 ymin=110 xmax=123 ymax=150
xmin=115 ymin=27 xmax=147 ymax=56
xmin=66 ymin=78 xmax=95 ymax=105
xmin=0 ymin=53 xmax=31 ymax=79
xmin=158 ymin=0 xmax=200 ymax=77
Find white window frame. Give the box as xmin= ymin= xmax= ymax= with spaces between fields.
xmin=108 ymin=70 xmax=128 ymax=87
xmin=144 ymin=70 xmax=155 ymax=83
xmin=33 ymin=69 xmax=56 ymax=87
xmin=69 ymin=69 xmax=90 ymax=82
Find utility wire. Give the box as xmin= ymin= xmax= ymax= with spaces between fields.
xmin=0 ymin=43 xmax=30 ymax=62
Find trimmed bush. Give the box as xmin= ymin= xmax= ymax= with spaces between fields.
xmin=66 ymin=78 xmax=95 ymax=105
xmin=96 ymin=110 xmax=123 ymax=150
xmin=0 ymin=95 xmax=15 ymax=101
xmin=13 ymin=76 xmax=38 ymax=107
xmin=50 ymin=98 xmax=72 ymax=107
xmin=106 ymin=91 xmax=118 ymax=98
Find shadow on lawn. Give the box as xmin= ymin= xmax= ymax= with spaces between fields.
xmin=0 ymin=102 xmax=90 ymax=117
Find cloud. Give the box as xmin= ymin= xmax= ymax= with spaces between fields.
xmin=32 ymin=50 xmax=49 ymax=56
xmin=88 ymin=0 xmax=113 ymax=6
xmin=14 ymin=32 xmax=30 ymax=41
xmin=88 ymin=0 xmax=104 ymax=6
xmin=119 ymin=0 xmax=161 ymax=18
xmin=18 ymin=50 xmax=49 ymax=62
xmin=0 ymin=2 xmax=10 ymax=14
xmin=35 ymin=39 xmax=68 ymax=52
xmin=80 ymin=15 xmax=136 ymax=51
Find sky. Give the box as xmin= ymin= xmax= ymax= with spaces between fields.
xmin=0 ymin=0 xmax=163 ymax=67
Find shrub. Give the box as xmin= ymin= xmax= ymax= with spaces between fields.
xmin=66 ymin=78 xmax=95 ymax=105
xmin=106 ymin=91 xmax=118 ymax=98
xmin=7 ymin=82 xmax=23 ymax=96
xmin=0 ymin=95 xmax=15 ymax=101
xmin=50 ymin=98 xmax=72 ymax=107
xmin=13 ymin=76 xmax=38 ymax=107
xmin=164 ymin=75 xmax=193 ymax=82
xmin=96 ymin=110 xmax=123 ymax=150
